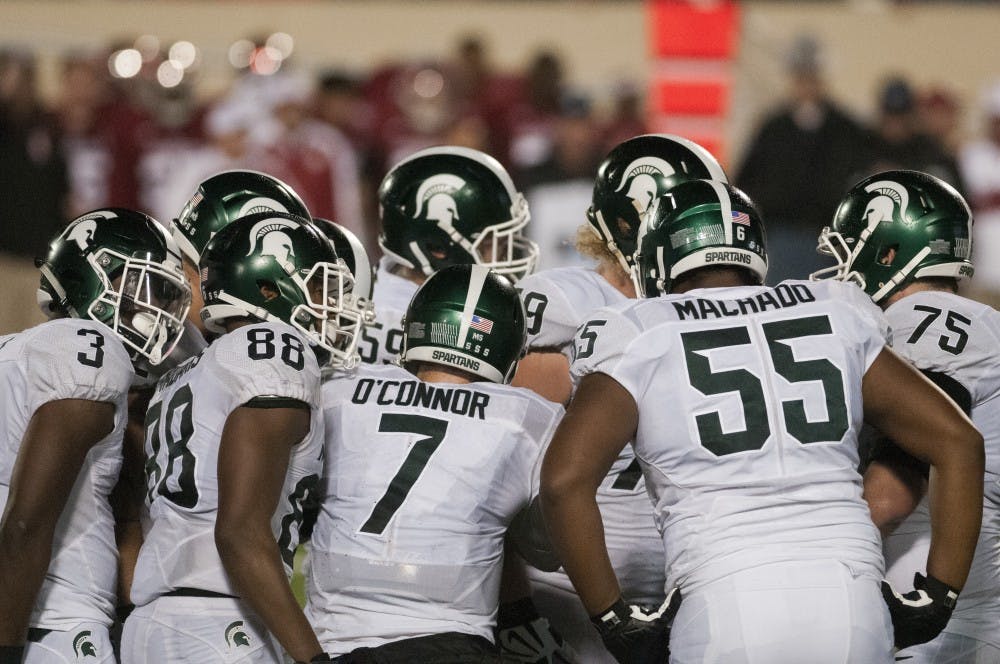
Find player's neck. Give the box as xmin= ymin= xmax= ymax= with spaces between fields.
xmin=596 ymin=260 xmax=635 ymax=298
xmin=389 ymin=262 xmax=427 ymax=286
xmin=672 ymin=268 xmax=752 ymax=294
xmin=883 ymin=281 xmax=958 ymax=309
xmin=411 ymin=362 xmax=476 ymax=385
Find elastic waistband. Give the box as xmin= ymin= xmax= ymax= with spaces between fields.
xmin=162 ymin=587 xmax=238 ymax=599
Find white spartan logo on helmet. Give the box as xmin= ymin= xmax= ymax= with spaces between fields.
xmin=414 ymin=174 xmax=466 ymax=231
xmin=615 ymin=156 xmax=676 ymax=221
xmin=237 ymin=197 xmax=289 ymax=218
xmin=863 ymin=180 xmax=911 ymax=230
xmin=247 ymin=218 xmax=298 ymax=269
xmin=64 ymin=217 xmax=102 ymax=251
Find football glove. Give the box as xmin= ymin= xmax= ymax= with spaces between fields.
xmin=881 ymin=573 xmax=959 ymax=649
xmin=590 ymin=588 xmax=681 ymax=664
xmin=497 ymin=597 xmax=578 ymax=663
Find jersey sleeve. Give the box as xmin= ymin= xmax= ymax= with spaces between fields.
xmin=522 ymin=394 xmax=565 ymax=498
xmin=213 ymin=323 xmax=322 ymax=410
xmin=520 ymin=273 xmax=582 ymax=352
xmin=568 ymin=304 xmax=650 ymax=400
xmin=509 ymin=393 xmax=565 ymax=572
xmin=23 ymin=319 xmax=133 ymax=416
xmin=830 ymin=281 xmax=891 ymax=372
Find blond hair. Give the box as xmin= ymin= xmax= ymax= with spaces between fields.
xmin=574 ymin=223 xmax=615 ymax=263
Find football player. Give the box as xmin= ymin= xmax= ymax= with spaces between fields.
xmin=0 ymin=209 xmax=190 ymax=663
xmin=363 ymin=145 xmax=538 ymax=365
xmin=108 ymin=170 xmax=315 ymax=633
xmin=541 ymin=180 xmax=984 ymax=663
xmin=120 ymin=213 xmax=355 ymax=664
xmin=510 ymin=134 xmax=727 ymax=662
xmin=306 ymin=264 xmax=563 ymax=662
xmin=814 ymin=170 xmax=1000 ymax=660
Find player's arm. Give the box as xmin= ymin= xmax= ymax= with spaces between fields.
xmin=110 ymin=387 xmax=154 ymax=610
xmin=512 ymin=351 xmax=572 ymax=406
xmin=863 ymin=458 xmax=926 ymax=538
xmin=863 ymin=348 xmax=983 ymax=589
xmin=215 ymin=401 xmax=324 ymax=663
xmin=507 ymin=496 xmax=560 ymax=573
xmin=863 ymin=369 xmax=971 ymax=537
xmin=541 ymin=373 xmax=675 ymax=662
xmin=0 ymin=398 xmax=115 ymax=645
xmin=540 ymin=371 xmax=634 ymax=614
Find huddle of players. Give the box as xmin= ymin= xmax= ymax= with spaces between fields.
xmin=0 ymin=133 xmax=994 ymax=664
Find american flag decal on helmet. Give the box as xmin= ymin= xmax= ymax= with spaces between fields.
xmin=470 ymin=314 xmax=494 ymax=334
xmin=731 ymin=211 xmax=751 ymax=226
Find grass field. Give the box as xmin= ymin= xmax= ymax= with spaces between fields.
xmin=291 ymin=544 xmax=309 ymax=607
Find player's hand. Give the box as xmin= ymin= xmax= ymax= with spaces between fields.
xmin=590 ymin=588 xmax=681 ymax=664
xmin=881 ymin=573 xmax=959 ymax=649
xmin=497 ymin=597 xmax=578 ymax=663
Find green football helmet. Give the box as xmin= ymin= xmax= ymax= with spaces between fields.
xmin=199 ymin=212 xmax=360 ymax=368
xmin=812 ymin=170 xmax=974 ymax=303
xmin=400 ymin=264 xmax=526 ymax=384
xmin=313 ymin=218 xmax=375 ymax=317
xmin=378 ymin=146 xmax=538 ymax=282
xmin=172 ymin=169 xmax=311 ymax=265
xmin=36 ymin=208 xmax=192 ymax=367
xmin=587 ymin=134 xmax=729 ymax=273
xmin=633 ymin=180 xmax=768 ymax=297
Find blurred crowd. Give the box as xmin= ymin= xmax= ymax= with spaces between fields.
xmin=0 ymin=35 xmax=638 ymax=269
xmin=2 ymin=32 xmax=1000 ymax=334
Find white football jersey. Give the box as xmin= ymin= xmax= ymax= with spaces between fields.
xmin=519 ymin=266 xmax=665 ymax=604
xmin=359 ymin=260 xmax=418 ymax=365
xmin=882 ymin=291 xmax=1000 ymax=648
xmin=130 ymin=321 xmax=324 ymax=606
xmin=308 ymin=363 xmax=563 ymax=652
xmin=0 ymin=318 xmax=133 ymax=629
xmin=571 ymin=280 xmax=888 ymax=593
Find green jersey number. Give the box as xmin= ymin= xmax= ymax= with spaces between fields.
xmin=906 ymin=305 xmax=971 ymax=356
xmin=144 ymin=385 xmax=199 ymax=508
xmin=277 ymin=474 xmax=320 ymax=568
xmin=357 ymin=321 xmax=405 ymax=365
xmin=360 ymin=413 xmax=449 ymax=535
xmin=681 ymin=315 xmax=848 ymax=456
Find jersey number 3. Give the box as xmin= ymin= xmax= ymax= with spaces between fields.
xmin=682 ymin=315 xmax=848 ymax=456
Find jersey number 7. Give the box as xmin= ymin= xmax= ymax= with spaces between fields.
xmin=360 ymin=413 xmax=450 ymax=535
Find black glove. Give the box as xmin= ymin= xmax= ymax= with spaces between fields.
xmin=881 ymin=573 xmax=959 ymax=649
xmin=590 ymin=589 xmax=681 ymax=664
xmin=497 ymin=597 xmax=578 ymax=663
xmin=0 ymin=646 xmax=24 ymax=664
